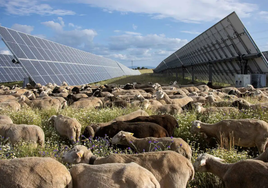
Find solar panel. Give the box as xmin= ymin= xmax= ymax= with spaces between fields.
xmin=155 ymin=12 xmax=268 ymax=85
xmin=263 ymin=51 xmax=268 ymax=61
xmin=0 ymin=54 xmax=28 ymax=83
xmin=0 ymin=26 xmax=140 ymax=86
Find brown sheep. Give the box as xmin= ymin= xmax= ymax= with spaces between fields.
xmin=191 ymin=119 xmax=268 ymax=153
xmin=194 ymin=153 xmax=268 ymax=188
xmin=125 ymin=114 xmax=179 ymax=136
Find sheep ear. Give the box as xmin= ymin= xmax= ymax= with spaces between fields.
xmin=76 ymin=151 xmax=84 ymax=158
xmin=196 ymin=124 xmax=201 ymax=129
xmin=128 ymin=132 xmax=134 ymax=136
xmin=200 ymin=159 xmax=206 ymax=166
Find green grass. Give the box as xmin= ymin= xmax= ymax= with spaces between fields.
xmin=0 ymin=73 xmax=263 ymax=187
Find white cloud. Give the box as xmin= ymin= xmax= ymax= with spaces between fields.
xmin=108 ymin=33 xmax=187 ymax=51
xmin=11 ymin=24 xmax=34 ymax=34
xmin=0 ymin=50 xmax=12 ymax=55
xmin=132 ymin=24 xmax=137 ymax=30
xmin=125 ymin=31 xmax=141 ymax=35
xmin=0 ymin=0 xmax=75 ymax=16
xmin=42 ymin=18 xmax=97 ymax=49
xmin=259 ymin=11 xmax=268 ymax=22
xmin=68 ymin=23 xmax=82 ymax=29
xmin=74 ymin=0 xmax=258 ymax=23
xmin=181 ymin=30 xmax=201 ymax=35
xmin=42 ymin=21 xmax=63 ymax=32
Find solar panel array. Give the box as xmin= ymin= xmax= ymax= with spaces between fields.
xmin=0 ymin=54 xmax=27 ymax=83
xmin=263 ymin=51 xmax=268 ymax=61
xmin=155 ymin=12 xmax=268 ymax=85
xmin=0 ymin=26 xmax=140 ymax=86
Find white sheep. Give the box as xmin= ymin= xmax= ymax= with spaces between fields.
xmin=191 ymin=119 xmax=268 ymax=153
xmin=194 ymin=153 xmax=268 ymax=188
xmin=48 ymin=114 xmax=81 ymax=143
xmin=111 ymin=131 xmax=192 ymax=160
xmin=70 ymin=162 xmax=160 ymax=188
xmin=0 ymin=157 xmax=72 ymax=188
xmin=0 ymin=123 xmax=45 ymax=146
xmin=62 ymin=145 xmax=194 ymax=188
xmin=156 ymin=89 xmax=193 ymax=107
xmin=194 ymin=102 xmax=239 ymax=114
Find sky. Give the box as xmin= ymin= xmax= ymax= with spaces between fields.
xmin=0 ymin=0 xmax=268 ymax=68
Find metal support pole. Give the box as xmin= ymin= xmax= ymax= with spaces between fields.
xmin=209 ymin=62 xmax=213 ymax=84
xmin=182 ymin=66 xmax=185 ymax=80
xmin=191 ymin=64 xmax=194 ymax=83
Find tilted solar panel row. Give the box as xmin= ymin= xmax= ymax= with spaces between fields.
xmin=0 ymin=26 xmax=140 ymax=86
xmin=0 ymin=54 xmax=27 ymax=83
xmin=155 ymin=12 xmax=268 ymax=85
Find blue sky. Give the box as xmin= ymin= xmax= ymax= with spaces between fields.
xmin=0 ymin=0 xmax=268 ymax=68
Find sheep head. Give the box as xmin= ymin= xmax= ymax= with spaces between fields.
xmin=111 ymin=131 xmax=134 ymax=145
xmin=155 ymin=90 xmax=165 ymax=100
xmin=62 ymin=145 xmax=93 ymax=164
xmin=48 ymin=115 xmax=57 ymax=123
xmin=194 ymin=103 xmax=203 ymax=113
xmin=191 ymin=120 xmax=202 ymax=134
xmin=194 ymin=153 xmax=224 ymax=172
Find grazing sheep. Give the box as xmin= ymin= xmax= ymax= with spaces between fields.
xmin=48 ymin=114 xmax=81 ymax=143
xmin=70 ymin=97 xmax=103 ymax=109
xmin=112 ymin=131 xmax=192 ymax=159
xmin=232 ymin=98 xmax=268 ymax=110
xmin=191 ymin=119 xmax=268 ymax=153
xmin=93 ymin=121 xmax=169 ymax=139
xmin=0 ymin=123 xmax=45 ymax=146
xmin=19 ymin=95 xmax=63 ymax=111
xmin=70 ymin=162 xmax=160 ymax=188
xmin=125 ymin=114 xmax=179 ymax=136
xmin=0 ymin=157 xmax=72 ymax=188
xmin=194 ymin=102 xmax=239 ymax=114
xmin=153 ymin=104 xmax=183 ymax=116
xmin=0 ymin=100 xmax=22 ymax=111
xmin=254 ymin=147 xmax=268 ymax=162
xmin=0 ymin=115 xmax=13 ymax=124
xmin=62 ymin=145 xmax=194 ymax=188
xmin=156 ymin=89 xmax=193 ymax=107
xmin=194 ymin=153 xmax=268 ymax=188
xmin=113 ymin=109 xmax=149 ymax=121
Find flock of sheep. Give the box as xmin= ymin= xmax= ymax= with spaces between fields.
xmin=1 ymin=80 xmax=268 ymax=187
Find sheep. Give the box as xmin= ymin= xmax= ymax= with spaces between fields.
xmin=156 ymin=89 xmax=193 ymax=107
xmin=48 ymin=114 xmax=81 ymax=143
xmin=113 ymin=109 xmax=149 ymax=121
xmin=0 ymin=157 xmax=72 ymax=188
xmin=232 ymin=98 xmax=268 ymax=110
xmin=112 ymin=131 xmax=192 ymax=159
xmin=0 ymin=123 xmax=45 ymax=146
xmin=93 ymin=121 xmax=169 ymax=139
xmin=125 ymin=114 xmax=179 ymax=136
xmin=194 ymin=102 xmax=239 ymax=114
xmin=151 ymin=104 xmax=183 ymax=116
xmin=194 ymin=153 xmax=268 ymax=188
xmin=0 ymin=100 xmax=22 ymax=111
xmin=19 ymin=95 xmax=63 ymax=111
xmin=70 ymin=97 xmax=103 ymax=109
xmin=70 ymin=162 xmax=160 ymax=188
xmin=0 ymin=115 xmax=13 ymax=124
xmin=254 ymin=147 xmax=268 ymax=162
xmin=191 ymin=119 xmax=268 ymax=153
xmin=62 ymin=145 xmax=194 ymax=188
